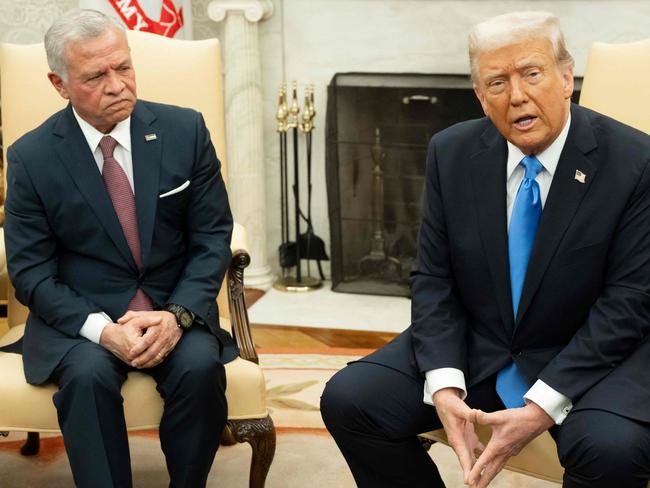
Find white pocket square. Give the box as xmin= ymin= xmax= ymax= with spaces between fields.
xmin=159 ymin=180 xmax=190 ymax=199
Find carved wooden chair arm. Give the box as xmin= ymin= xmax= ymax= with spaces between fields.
xmin=227 ymin=248 xmax=258 ymax=364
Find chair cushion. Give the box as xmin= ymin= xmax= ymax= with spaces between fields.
xmin=0 ymin=324 xmax=268 ymax=432
xmin=420 ymin=427 xmax=564 ymax=483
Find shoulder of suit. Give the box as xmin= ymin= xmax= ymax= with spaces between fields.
xmin=9 ymin=107 xmax=67 ymax=154
xmin=136 ymin=99 xmax=201 ymax=121
xmin=575 ymin=104 xmax=650 ymax=149
xmin=428 ymin=116 xmax=493 ymax=150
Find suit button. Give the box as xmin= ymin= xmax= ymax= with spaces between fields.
xmin=513 ymin=350 xmax=522 ymax=357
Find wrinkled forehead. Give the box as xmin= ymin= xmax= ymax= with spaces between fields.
xmin=476 ymin=38 xmax=557 ymax=75
xmin=64 ymin=29 xmax=131 ymax=70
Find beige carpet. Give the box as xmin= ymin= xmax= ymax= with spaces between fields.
xmin=0 ymin=350 xmax=560 ymax=487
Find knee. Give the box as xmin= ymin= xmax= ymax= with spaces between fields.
xmin=177 ymin=355 xmax=226 ymax=395
xmin=60 ymin=354 xmax=121 ymax=395
xmin=320 ymin=368 xmax=367 ymax=433
xmin=558 ymin=412 xmax=650 ymax=483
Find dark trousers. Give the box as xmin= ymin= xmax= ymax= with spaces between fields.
xmin=51 ymin=325 xmax=228 ymax=488
xmin=321 ymin=361 xmax=650 ymax=488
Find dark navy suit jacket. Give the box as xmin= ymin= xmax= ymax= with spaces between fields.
xmin=366 ymin=104 xmax=650 ymax=423
xmin=4 ymin=100 xmax=238 ymax=384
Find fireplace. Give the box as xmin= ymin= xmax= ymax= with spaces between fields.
xmin=325 ymin=73 xmax=581 ymax=297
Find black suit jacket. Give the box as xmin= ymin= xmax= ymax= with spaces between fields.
xmin=4 ymin=100 xmax=238 ymax=384
xmin=366 ymin=104 xmax=650 ymax=423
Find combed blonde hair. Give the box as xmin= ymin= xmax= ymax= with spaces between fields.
xmin=468 ymin=11 xmax=574 ymax=83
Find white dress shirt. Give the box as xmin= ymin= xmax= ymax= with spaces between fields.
xmin=73 ymin=109 xmax=134 ymax=344
xmin=423 ymin=114 xmax=573 ymax=425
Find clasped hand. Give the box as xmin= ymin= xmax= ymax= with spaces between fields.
xmin=99 ymin=310 xmax=183 ymax=368
xmin=433 ymin=388 xmax=554 ymax=488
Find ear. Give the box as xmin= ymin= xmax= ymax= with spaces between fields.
xmin=474 ymin=84 xmax=490 ymax=116
xmin=47 ymin=72 xmax=70 ymax=100
xmin=562 ymin=67 xmax=574 ymax=100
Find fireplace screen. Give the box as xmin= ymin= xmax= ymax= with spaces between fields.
xmin=326 ymin=74 xmax=483 ymax=296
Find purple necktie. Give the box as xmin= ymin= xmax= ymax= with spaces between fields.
xmin=99 ymin=135 xmax=152 ymax=311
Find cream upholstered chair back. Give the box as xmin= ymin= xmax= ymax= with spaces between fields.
xmin=0 ymin=30 xmax=231 ymax=328
xmin=579 ymin=38 xmax=650 ymax=135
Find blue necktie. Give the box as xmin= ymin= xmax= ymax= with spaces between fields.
xmin=496 ymin=155 xmax=543 ymax=408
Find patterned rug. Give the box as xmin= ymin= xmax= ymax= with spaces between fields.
xmin=0 ymin=350 xmax=559 ymax=487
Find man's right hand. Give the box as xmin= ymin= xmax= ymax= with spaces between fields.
xmin=433 ymin=387 xmax=485 ymax=484
xmin=99 ymin=315 xmax=162 ymax=364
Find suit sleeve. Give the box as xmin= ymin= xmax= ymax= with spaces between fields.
xmin=539 ymin=156 xmax=650 ymax=400
xmin=166 ymin=113 xmax=233 ymax=321
xmin=410 ymin=136 xmax=470 ymax=374
xmin=4 ymin=146 xmax=104 ymax=337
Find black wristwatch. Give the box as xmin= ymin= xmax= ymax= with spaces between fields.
xmin=164 ymin=303 xmax=195 ymax=330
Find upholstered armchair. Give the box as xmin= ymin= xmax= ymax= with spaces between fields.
xmin=0 ymin=31 xmax=275 ymax=487
xmin=421 ymin=37 xmax=650 ymax=486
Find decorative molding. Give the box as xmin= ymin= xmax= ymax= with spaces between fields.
xmin=207 ymin=0 xmax=273 ymax=23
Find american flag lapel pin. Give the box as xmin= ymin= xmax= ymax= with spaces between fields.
xmin=574 ymin=169 xmax=586 ymax=184
xmin=145 ymin=133 xmax=157 ymax=142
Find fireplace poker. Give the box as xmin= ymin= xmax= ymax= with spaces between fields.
xmin=298 ymin=85 xmax=328 ymax=280
xmin=275 ymin=85 xmax=292 ymax=275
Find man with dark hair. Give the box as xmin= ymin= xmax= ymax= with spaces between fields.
xmin=322 ymin=11 xmax=650 ymax=488
xmin=4 ymin=9 xmax=236 ymax=487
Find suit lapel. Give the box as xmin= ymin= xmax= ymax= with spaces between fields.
xmin=471 ymin=125 xmax=515 ymax=335
xmin=515 ymin=106 xmax=599 ymax=324
xmin=130 ymin=102 xmax=162 ymax=271
xmin=54 ymin=105 xmax=137 ymax=270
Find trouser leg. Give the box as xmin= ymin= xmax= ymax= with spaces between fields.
xmin=52 ymin=342 xmax=131 ymax=488
xmin=553 ymin=409 xmax=650 ymax=488
xmin=148 ymin=325 xmax=227 ymax=488
xmin=321 ymin=361 xmax=445 ymax=488
xmin=321 ymin=358 xmax=505 ymax=488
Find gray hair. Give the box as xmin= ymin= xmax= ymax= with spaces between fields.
xmin=44 ymin=8 xmax=125 ymax=82
xmin=468 ymin=11 xmax=575 ymax=83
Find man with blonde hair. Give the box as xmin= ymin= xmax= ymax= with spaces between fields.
xmin=4 ymin=9 xmax=236 ymax=487
xmin=322 ymin=11 xmax=650 ymax=488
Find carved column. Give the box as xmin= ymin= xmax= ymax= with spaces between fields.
xmin=208 ymin=0 xmax=275 ymax=289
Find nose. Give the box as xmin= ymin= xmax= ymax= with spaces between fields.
xmin=510 ymin=77 xmax=527 ymax=106
xmin=104 ymin=70 xmax=124 ymax=95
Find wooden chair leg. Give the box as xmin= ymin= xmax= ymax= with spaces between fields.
xmin=220 ymin=424 xmax=237 ymax=446
xmin=21 ymin=432 xmax=40 ymax=456
xmin=227 ymin=416 xmax=276 ymax=488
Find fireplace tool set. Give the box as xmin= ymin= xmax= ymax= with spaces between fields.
xmin=274 ymin=82 xmax=329 ymax=292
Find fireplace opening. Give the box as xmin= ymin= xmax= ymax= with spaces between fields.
xmin=326 ymin=73 xmax=581 ymax=297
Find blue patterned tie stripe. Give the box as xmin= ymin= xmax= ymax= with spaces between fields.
xmin=496 ymin=155 xmax=543 ymax=408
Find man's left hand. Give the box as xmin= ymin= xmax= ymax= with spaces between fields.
xmin=118 ymin=310 xmax=183 ymax=368
xmin=467 ymin=402 xmax=555 ymax=488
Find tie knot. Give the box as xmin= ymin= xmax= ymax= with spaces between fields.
xmin=521 ymin=155 xmax=543 ymax=180
xmin=99 ymin=135 xmax=118 ymax=160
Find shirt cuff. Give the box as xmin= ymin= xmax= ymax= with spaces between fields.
xmin=423 ymin=368 xmax=467 ymax=406
xmin=524 ymin=379 xmax=573 ymax=425
xmin=79 ymin=312 xmax=112 ymax=344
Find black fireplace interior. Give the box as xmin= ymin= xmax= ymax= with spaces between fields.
xmin=326 ymin=73 xmax=582 ymax=297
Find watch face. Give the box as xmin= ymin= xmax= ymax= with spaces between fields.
xmin=179 ymin=311 xmax=193 ymax=329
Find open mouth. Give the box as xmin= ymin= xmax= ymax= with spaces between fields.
xmin=514 ymin=115 xmax=537 ymax=129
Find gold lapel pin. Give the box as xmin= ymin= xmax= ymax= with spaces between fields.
xmin=145 ymin=133 xmax=157 ymax=142
xmin=574 ymin=169 xmax=586 ymax=184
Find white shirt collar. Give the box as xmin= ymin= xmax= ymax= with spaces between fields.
xmin=72 ymin=108 xmax=132 ymax=154
xmin=506 ymin=113 xmax=571 ymax=179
